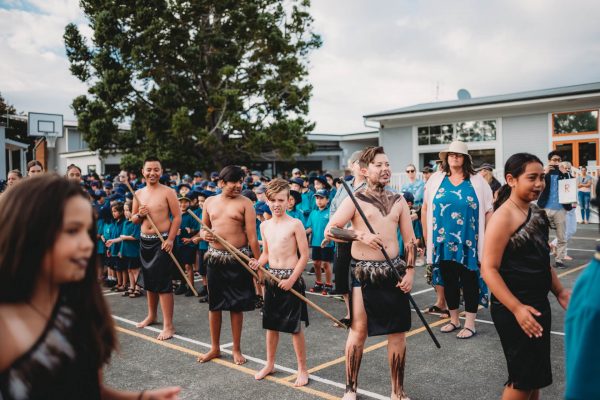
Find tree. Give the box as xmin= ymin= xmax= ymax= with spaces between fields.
xmin=64 ymin=0 xmax=321 ymax=171
xmin=0 ymin=91 xmax=29 ymax=142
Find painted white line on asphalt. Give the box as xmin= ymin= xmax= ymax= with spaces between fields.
xmin=411 ymin=287 xmax=434 ymax=296
xmin=220 ymin=342 xmax=234 ymax=349
xmin=566 ymin=248 xmax=595 ymax=252
xmin=112 ymin=314 xmax=388 ymax=400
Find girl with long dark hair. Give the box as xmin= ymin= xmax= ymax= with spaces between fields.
xmin=0 ymin=174 xmax=180 ymax=399
xmin=482 ymin=153 xmax=570 ymax=400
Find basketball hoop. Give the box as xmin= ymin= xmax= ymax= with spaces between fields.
xmin=46 ymin=133 xmax=58 ymax=148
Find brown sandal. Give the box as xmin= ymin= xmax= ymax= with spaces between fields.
xmin=129 ymin=289 xmax=142 ymax=298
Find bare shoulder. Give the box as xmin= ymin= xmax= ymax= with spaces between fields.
xmin=488 ymin=204 xmax=521 ymax=235
xmin=160 ymin=184 xmax=177 ymax=196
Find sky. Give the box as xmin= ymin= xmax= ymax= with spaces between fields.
xmin=1 ymin=0 xmax=600 ymax=134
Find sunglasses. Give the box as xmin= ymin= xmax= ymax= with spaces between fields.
xmin=406 ymin=169 xmax=415 ymax=173
xmin=448 ymin=152 xmax=464 ymax=158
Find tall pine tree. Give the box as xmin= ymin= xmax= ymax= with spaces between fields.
xmin=64 ymin=0 xmax=321 ymax=171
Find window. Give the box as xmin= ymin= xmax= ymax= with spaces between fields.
xmin=552 ymin=110 xmax=599 ymax=135
xmin=417 ymin=120 xmax=496 ymax=145
xmin=67 ymin=129 xmax=89 ymax=152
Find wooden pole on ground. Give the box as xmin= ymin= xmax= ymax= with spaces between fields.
xmin=187 ymin=210 xmax=347 ymax=328
xmin=124 ymin=181 xmax=199 ymax=297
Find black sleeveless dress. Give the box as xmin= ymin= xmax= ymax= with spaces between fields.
xmin=490 ymin=204 xmax=553 ymax=391
xmin=0 ymin=297 xmax=101 ymax=400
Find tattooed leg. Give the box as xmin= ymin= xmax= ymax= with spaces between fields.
xmin=344 ymin=345 xmax=363 ymax=398
xmin=388 ymin=333 xmax=409 ymax=400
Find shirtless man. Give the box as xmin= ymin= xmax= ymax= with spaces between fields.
xmin=197 ymin=165 xmax=260 ymax=365
xmin=325 ymin=146 xmax=416 ymax=400
xmin=132 ymin=157 xmax=181 ymax=341
xmin=249 ymin=178 xmax=310 ymax=387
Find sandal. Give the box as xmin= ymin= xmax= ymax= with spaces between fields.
xmin=457 ymin=327 xmax=477 ymax=339
xmin=322 ymin=284 xmax=333 ymax=296
xmin=122 ymin=288 xmax=134 ymax=297
xmin=310 ymin=282 xmax=324 ymax=293
xmin=129 ymin=289 xmax=142 ymax=298
xmin=425 ymin=305 xmax=450 ymax=318
xmin=440 ymin=322 xmax=461 ymax=333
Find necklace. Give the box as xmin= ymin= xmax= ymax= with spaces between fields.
xmin=509 ymin=198 xmax=529 ymax=218
xmin=27 ymin=302 xmax=49 ymax=320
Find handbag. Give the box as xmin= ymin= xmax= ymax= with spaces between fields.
xmin=558 ymin=178 xmax=577 ymax=204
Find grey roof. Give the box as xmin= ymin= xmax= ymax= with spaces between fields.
xmin=364 ymin=82 xmax=600 ymax=119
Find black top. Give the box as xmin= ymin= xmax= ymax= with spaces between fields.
xmin=492 ymin=204 xmax=552 ymax=307
xmin=0 ymin=296 xmax=101 ymax=400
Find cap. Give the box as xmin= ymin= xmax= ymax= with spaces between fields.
xmin=477 ymin=163 xmax=494 ymax=171
xmin=292 ymin=168 xmax=301 ymax=174
xmin=178 ymin=195 xmax=191 ymax=202
xmin=421 ymin=166 xmax=434 ymax=174
xmin=254 ymin=185 xmax=266 ymax=194
xmin=312 ymin=175 xmax=331 ymax=189
xmin=210 ymin=171 xmax=219 ymax=178
xmin=251 ymin=170 xmax=261 ymax=176
xmin=241 ymin=189 xmax=257 ymax=202
xmin=402 ymin=191 xmax=415 ymax=204
xmin=207 ymin=182 xmax=217 ymax=188
xmin=103 ymin=181 xmax=113 ymax=189
xmin=289 ymin=177 xmax=304 ymax=186
xmin=193 ymin=171 xmax=203 ymax=177
xmin=289 ymin=190 xmax=302 ymax=206
xmin=314 ymin=189 xmax=330 ymax=198
xmin=94 ymin=190 xmax=107 ymax=199
xmin=177 ymin=183 xmax=191 ymax=191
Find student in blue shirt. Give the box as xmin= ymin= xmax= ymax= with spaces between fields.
xmin=119 ymin=201 xmax=142 ymax=297
xmin=105 ymin=203 xmax=126 ymax=292
xmin=175 ymin=196 xmax=199 ymax=297
xmin=287 ymin=190 xmax=305 ymax=226
xmin=192 ymin=190 xmax=212 ymax=302
xmin=306 ymin=189 xmax=334 ymax=295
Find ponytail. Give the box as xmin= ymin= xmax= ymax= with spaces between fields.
xmin=494 ymin=184 xmax=511 ymax=210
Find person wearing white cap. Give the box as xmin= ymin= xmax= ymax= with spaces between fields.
xmin=422 ymin=141 xmax=494 ymax=339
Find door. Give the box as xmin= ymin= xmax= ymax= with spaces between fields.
xmin=553 ymin=139 xmax=598 ymax=167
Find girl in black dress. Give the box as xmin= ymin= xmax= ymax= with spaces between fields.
xmin=482 ymin=153 xmax=570 ymax=400
xmin=0 ymin=175 xmax=180 ymax=400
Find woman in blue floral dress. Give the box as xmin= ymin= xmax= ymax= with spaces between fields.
xmin=422 ymin=141 xmax=494 ymax=339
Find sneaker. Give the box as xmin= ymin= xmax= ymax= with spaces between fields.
xmin=194 ymin=272 xmax=200 ymax=278
xmin=310 ymin=282 xmax=323 ymax=293
xmin=307 ymin=267 xmax=315 ymax=275
xmin=554 ymin=261 xmax=567 ymax=269
xmin=174 ymin=284 xmax=188 ymax=295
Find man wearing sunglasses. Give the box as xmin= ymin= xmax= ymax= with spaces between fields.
xmin=400 ymin=164 xmax=425 ymax=206
xmin=538 ymin=150 xmax=573 ymax=269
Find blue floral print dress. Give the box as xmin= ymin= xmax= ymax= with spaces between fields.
xmin=431 ymin=176 xmax=488 ymax=307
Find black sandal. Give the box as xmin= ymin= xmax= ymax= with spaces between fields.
xmin=440 ymin=322 xmax=461 ymax=333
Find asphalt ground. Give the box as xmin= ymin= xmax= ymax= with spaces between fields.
xmin=103 ymin=223 xmax=599 ymax=400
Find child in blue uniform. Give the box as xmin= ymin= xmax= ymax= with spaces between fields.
xmin=287 ymin=190 xmax=305 ymax=226
xmin=119 ymin=201 xmax=142 ymax=297
xmin=105 ymin=203 xmax=126 ymax=291
xmin=176 ymin=196 xmax=199 ymax=297
xmin=306 ymin=189 xmax=335 ymax=295
xmin=192 ymin=196 xmax=210 ymax=302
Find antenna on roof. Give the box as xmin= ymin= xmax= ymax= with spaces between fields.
xmin=457 ymin=89 xmax=471 ymax=100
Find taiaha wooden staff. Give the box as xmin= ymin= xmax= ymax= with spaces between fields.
xmin=124 ymin=181 xmax=199 ymax=297
xmin=340 ymin=179 xmax=441 ymax=348
xmin=187 ymin=210 xmax=347 ymax=329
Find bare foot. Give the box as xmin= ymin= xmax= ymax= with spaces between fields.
xmin=197 ymin=349 xmax=221 ymax=363
xmin=157 ymin=327 xmax=175 ymax=341
xmin=232 ymin=350 xmax=247 ymax=365
xmin=254 ymin=365 xmax=275 ymax=380
xmin=294 ymin=370 xmax=309 ymax=387
xmin=391 ymin=392 xmax=411 ymax=400
xmin=136 ymin=316 xmax=157 ymax=328
xmin=342 ymin=391 xmax=357 ymax=400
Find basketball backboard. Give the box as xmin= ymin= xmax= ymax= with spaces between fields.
xmin=28 ymin=112 xmax=64 ymax=137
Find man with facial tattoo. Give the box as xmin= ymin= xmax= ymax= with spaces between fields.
xmin=325 ymin=146 xmax=417 ymax=400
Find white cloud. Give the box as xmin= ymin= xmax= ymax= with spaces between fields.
xmin=1 ymin=0 xmax=600 ymax=133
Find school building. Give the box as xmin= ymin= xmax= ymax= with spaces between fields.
xmin=364 ymin=82 xmax=600 ymax=176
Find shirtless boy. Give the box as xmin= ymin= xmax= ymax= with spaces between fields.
xmin=132 ymin=157 xmax=181 ymax=341
xmin=249 ymin=178 xmax=310 ymax=387
xmin=197 ymin=165 xmax=261 ymax=365
xmin=325 ymin=146 xmax=417 ymax=400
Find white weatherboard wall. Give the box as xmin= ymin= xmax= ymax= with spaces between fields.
xmin=379 ymin=126 xmax=412 ymax=173
xmin=501 ymin=113 xmax=548 ymax=163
